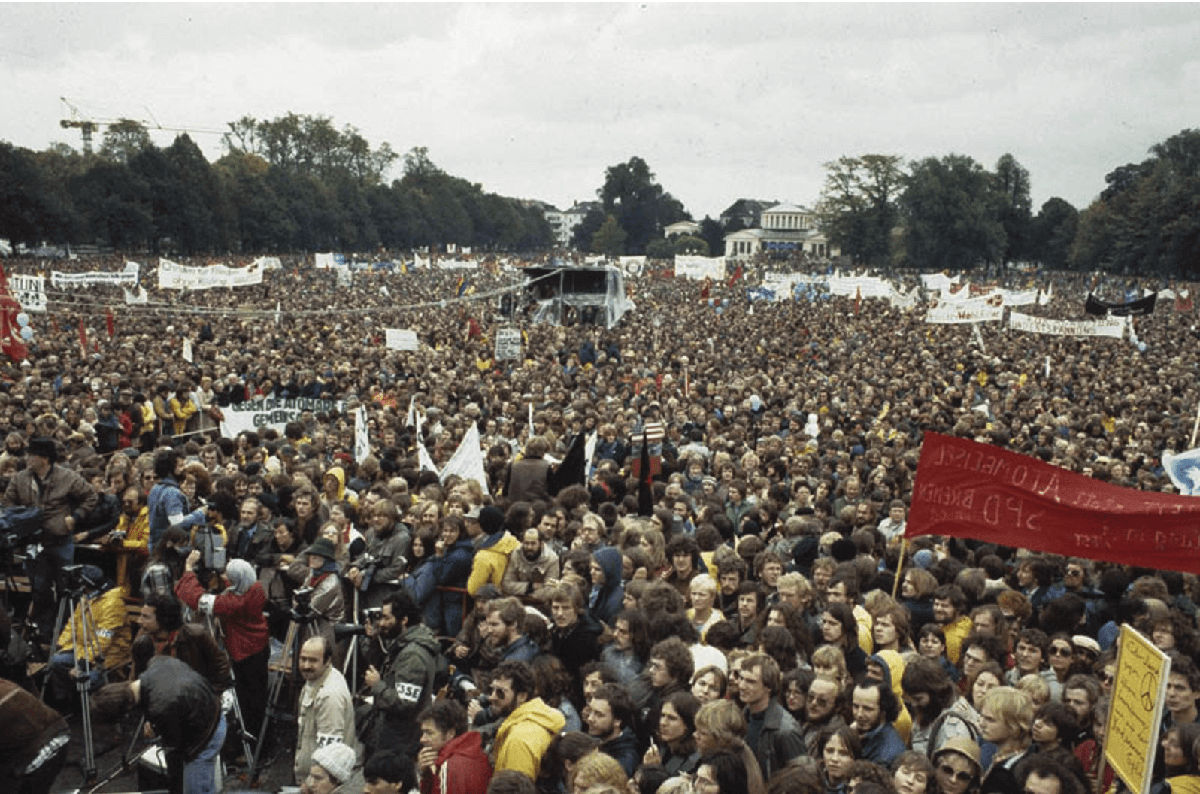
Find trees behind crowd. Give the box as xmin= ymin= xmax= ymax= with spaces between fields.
xmin=817 ymin=128 xmax=1200 ymax=278
xmin=0 ymin=114 xmax=555 ymax=256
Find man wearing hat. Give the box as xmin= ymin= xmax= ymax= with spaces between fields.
xmin=932 ymin=736 xmax=982 ymax=794
xmin=301 ymin=741 xmax=360 ymax=794
xmin=466 ymin=506 xmax=517 ymax=596
xmin=4 ymin=435 xmax=98 ymax=640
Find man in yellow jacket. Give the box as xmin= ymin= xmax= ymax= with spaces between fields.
xmin=466 ymin=506 xmax=518 ymax=596
xmin=489 ymin=660 xmax=565 ymax=778
xmin=46 ymin=566 xmax=132 ymax=707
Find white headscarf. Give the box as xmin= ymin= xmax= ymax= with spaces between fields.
xmin=224 ymin=559 xmax=257 ymax=595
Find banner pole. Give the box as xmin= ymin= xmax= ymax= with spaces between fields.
xmin=1190 ymin=395 xmax=1200 ymax=448
xmin=892 ymin=538 xmax=908 ymax=599
xmin=1096 ymin=628 xmax=1126 ymax=794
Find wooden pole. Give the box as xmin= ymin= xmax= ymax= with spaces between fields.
xmin=892 ymin=539 xmax=908 ymax=599
xmin=1189 ymin=394 xmax=1200 ymax=448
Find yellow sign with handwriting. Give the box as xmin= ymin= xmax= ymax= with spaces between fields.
xmin=1105 ymin=624 xmax=1170 ymax=794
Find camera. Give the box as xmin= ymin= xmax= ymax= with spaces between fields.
xmin=193 ymin=525 xmax=226 ymax=572
xmin=291 ymin=585 xmax=317 ymax=622
xmin=363 ymin=607 xmax=382 ymax=623
xmin=357 ymin=555 xmax=378 ymax=593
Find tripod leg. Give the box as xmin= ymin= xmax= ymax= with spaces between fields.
xmin=249 ymin=619 xmax=299 ymax=782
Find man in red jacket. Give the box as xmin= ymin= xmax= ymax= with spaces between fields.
xmin=176 ymin=551 xmax=270 ymax=757
xmin=417 ymin=699 xmax=492 ymax=794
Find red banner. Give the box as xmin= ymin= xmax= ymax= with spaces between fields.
xmin=908 ymin=433 xmax=1200 ymax=575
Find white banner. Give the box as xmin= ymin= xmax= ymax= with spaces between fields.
xmin=619 ymin=256 xmax=646 ymax=276
xmin=828 ymin=276 xmax=892 ymax=298
xmin=158 ymin=258 xmax=264 ymax=290
xmin=439 ymin=422 xmax=489 ymax=494
xmin=437 ymin=258 xmax=478 ymax=270
xmin=1000 ymin=288 xmax=1038 ymax=306
xmin=494 ymin=328 xmax=521 ymax=361
xmin=385 ymin=329 xmax=419 ymax=351
xmin=920 ymin=273 xmax=958 ymax=291
xmin=218 ymin=397 xmax=346 ymax=438
xmin=256 ymin=256 xmax=282 ymax=271
xmin=124 ymin=286 xmax=148 ymax=305
xmin=889 ymin=285 xmax=920 ymax=310
xmin=51 ymin=261 xmax=139 ymax=288
xmin=11 ymin=273 xmax=47 ymax=313
xmin=1008 ymin=311 xmax=1127 ymax=338
xmin=674 ymin=255 xmax=726 ymax=281
xmin=925 ymin=300 xmax=1004 ymax=324
xmin=355 ymin=406 xmax=370 ymax=464
xmin=314 ymin=252 xmax=342 ymax=269
xmin=413 ymin=253 xmax=430 ymax=268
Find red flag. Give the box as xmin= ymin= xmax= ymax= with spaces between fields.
xmin=78 ymin=318 xmax=88 ymax=352
xmin=700 ymin=277 xmax=710 ymax=300
xmin=106 ymin=308 xmax=115 ymax=338
xmin=727 ymin=263 xmax=743 ymax=288
xmin=1177 ymin=290 xmax=1193 ymax=313
xmin=0 ymin=264 xmax=28 ymax=362
xmin=909 ymin=433 xmax=1200 ymax=575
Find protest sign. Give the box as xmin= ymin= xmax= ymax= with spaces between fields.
xmin=1008 ymin=311 xmax=1127 ymax=338
xmin=908 ymin=433 xmax=1200 ymax=575
xmin=354 ymin=406 xmax=370 ymax=464
xmin=10 ymin=273 xmax=46 ymax=312
xmin=924 ymin=299 xmax=1003 ymax=324
xmin=51 ymin=261 xmax=139 ymax=288
xmin=1104 ymin=624 xmax=1169 ymax=794
xmin=218 ymin=397 xmax=345 ymax=438
xmin=674 ymin=255 xmax=726 ymax=281
xmin=158 ymin=258 xmax=264 ymax=290
xmin=384 ymin=329 xmax=419 ymax=351
xmin=494 ymin=328 xmax=522 ymax=361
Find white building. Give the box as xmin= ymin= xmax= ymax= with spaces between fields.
xmin=543 ymin=201 xmax=602 ymax=248
xmin=724 ymin=202 xmax=835 ymax=259
xmin=664 ymin=220 xmax=701 ymax=238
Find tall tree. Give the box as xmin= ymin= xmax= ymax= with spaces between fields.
xmin=1029 ymin=197 xmax=1078 ymax=270
xmin=99 ymin=119 xmax=153 ymax=165
xmin=591 ymin=214 xmax=627 ymax=257
xmin=816 ymin=154 xmax=904 ymax=268
xmin=597 ymin=157 xmax=689 ymax=254
xmin=899 ymin=154 xmax=1006 ymax=271
xmin=994 ymin=153 xmax=1033 ymax=267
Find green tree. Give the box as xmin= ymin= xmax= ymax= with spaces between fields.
xmin=591 ymin=214 xmax=627 ymax=256
xmin=571 ymin=208 xmax=606 ymax=250
xmin=994 ymin=153 xmax=1033 ymax=266
xmin=597 ymin=157 xmax=689 ymax=254
xmin=69 ymin=160 xmax=153 ymax=251
xmin=673 ymin=234 xmax=709 ymax=255
xmin=816 ymin=154 xmax=904 ymax=268
xmin=699 ymin=217 xmax=725 ymax=257
xmin=899 ymin=154 xmax=1006 ymax=271
xmin=99 ymin=119 xmax=153 ymax=165
xmin=645 ymin=237 xmax=675 ymax=259
xmin=1029 ymin=197 xmax=1078 ymax=270
xmin=0 ymin=142 xmax=78 ymax=246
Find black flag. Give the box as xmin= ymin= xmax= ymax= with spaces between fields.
xmin=549 ymin=431 xmax=587 ymax=496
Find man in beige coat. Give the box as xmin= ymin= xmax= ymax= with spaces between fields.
xmin=295 ymin=636 xmax=358 ymax=783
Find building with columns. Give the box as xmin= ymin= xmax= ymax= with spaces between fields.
xmin=724 ymin=202 xmax=836 ymax=259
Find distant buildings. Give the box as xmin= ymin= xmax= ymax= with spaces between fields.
xmin=541 ymin=201 xmax=602 ymax=248
xmin=723 ymin=202 xmax=835 ymax=260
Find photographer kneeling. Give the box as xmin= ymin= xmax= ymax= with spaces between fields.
xmin=175 ymin=549 xmax=270 ymax=761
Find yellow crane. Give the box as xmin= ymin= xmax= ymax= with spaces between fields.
xmin=58 ymin=97 xmax=226 ymax=154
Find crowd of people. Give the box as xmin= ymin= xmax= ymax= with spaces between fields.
xmin=0 ymin=250 xmax=1199 ymax=794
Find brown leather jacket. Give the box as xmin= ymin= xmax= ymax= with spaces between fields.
xmin=134 ymin=622 xmax=233 ymax=692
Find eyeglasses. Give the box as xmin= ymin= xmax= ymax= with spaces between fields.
xmin=1103 ymin=673 xmax=1115 ymax=684
xmin=1050 ymin=646 xmax=1073 ymax=657
xmin=939 ymin=765 xmax=973 ymax=783
xmin=1066 ymin=569 xmax=1084 ymax=577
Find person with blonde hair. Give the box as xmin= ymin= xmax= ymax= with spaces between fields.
xmin=693 ymin=700 xmax=766 ymax=794
xmin=688 ymin=574 xmax=724 ymax=642
xmin=979 ymin=686 xmax=1034 ymax=793
xmin=568 ymin=750 xmax=627 ymax=794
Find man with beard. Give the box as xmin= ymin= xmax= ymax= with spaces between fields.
xmin=228 ymin=496 xmax=273 ymax=563
xmin=146 ymin=447 xmax=205 ymax=552
xmin=483 ymin=597 xmax=540 ymax=664
xmin=933 ymin=584 xmax=974 ymax=666
xmin=360 ymin=590 xmax=442 ymax=762
xmin=348 ymin=499 xmax=411 ymax=610
xmin=501 ymin=528 xmax=560 ymax=602
xmin=851 ymin=678 xmax=906 ymax=766
xmin=798 ymin=675 xmax=846 ymax=756
xmin=488 ymin=660 xmax=565 ymax=778
xmin=108 ymin=486 xmax=150 ymax=593
xmin=585 ymin=683 xmax=639 ymax=777
xmin=901 ymin=656 xmax=979 ymax=756
xmin=294 ymin=636 xmax=357 ymax=785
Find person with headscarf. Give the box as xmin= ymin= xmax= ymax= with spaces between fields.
xmin=176 ymin=550 xmax=270 ymax=755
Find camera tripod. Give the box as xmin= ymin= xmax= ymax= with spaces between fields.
xmin=199 ymin=608 xmax=258 ymax=769
xmin=248 ymin=597 xmax=318 ymax=783
xmin=42 ymin=580 xmax=103 ymax=783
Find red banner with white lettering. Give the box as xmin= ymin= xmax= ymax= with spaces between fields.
xmin=908 ymin=433 xmax=1200 ymax=575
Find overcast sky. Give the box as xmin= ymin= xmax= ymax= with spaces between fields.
xmin=3 ymin=3 xmax=1197 ymax=221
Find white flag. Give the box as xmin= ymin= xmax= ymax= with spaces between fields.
xmin=1163 ymin=448 xmax=1200 ymax=496
xmin=123 ymin=286 xmax=148 ymax=305
xmin=354 ymin=406 xmax=370 ymax=464
xmin=405 ymin=396 xmax=416 ymax=428
xmin=417 ymin=438 xmax=437 ymax=474
xmin=439 ymin=423 xmax=489 ymax=494
xmin=528 ymin=402 xmax=535 ymax=440
xmin=182 ymin=338 xmax=193 ymax=363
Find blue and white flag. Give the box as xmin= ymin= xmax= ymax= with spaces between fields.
xmin=1163 ymin=448 xmax=1200 ymax=496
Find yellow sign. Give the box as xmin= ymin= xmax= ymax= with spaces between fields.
xmin=1104 ymin=624 xmax=1171 ymax=794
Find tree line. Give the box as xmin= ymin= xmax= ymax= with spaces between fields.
xmin=816 ymin=128 xmax=1200 ymax=277
xmin=0 ymin=114 xmax=554 ymax=255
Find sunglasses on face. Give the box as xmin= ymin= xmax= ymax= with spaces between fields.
xmin=1050 ymin=646 xmax=1073 ymax=656
xmin=939 ymin=765 xmax=973 ymax=783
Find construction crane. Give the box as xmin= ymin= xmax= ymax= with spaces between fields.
xmin=58 ymin=97 xmax=226 ymax=154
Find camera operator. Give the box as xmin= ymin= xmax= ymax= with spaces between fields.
xmin=358 ymin=589 xmax=441 ymax=763
xmin=132 ymin=592 xmax=233 ymax=694
xmin=287 ymin=537 xmax=346 ymax=647
xmin=44 ymin=565 xmax=131 ymax=713
xmin=3 ymin=436 xmax=98 ymax=642
xmin=175 ymin=551 xmax=269 ymax=761
xmin=347 ymin=498 xmax=410 ymax=611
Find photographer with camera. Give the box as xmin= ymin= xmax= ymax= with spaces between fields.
xmin=3 ymin=436 xmax=98 ymax=642
xmin=358 ymin=589 xmax=441 ymax=764
xmin=175 ymin=550 xmax=269 ymax=763
xmin=346 ymin=499 xmax=409 ymax=612
xmin=287 ymin=537 xmax=346 ymax=648
xmin=44 ymin=564 xmax=131 ymax=713
xmin=132 ymin=592 xmax=232 ymax=694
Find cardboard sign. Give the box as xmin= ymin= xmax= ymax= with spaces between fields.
xmin=1104 ymin=624 xmax=1170 ymax=794
xmin=494 ymin=328 xmax=521 ymax=361
xmin=385 ymin=329 xmax=419 ymax=351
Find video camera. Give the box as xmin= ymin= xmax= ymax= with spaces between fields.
xmin=290 ymin=585 xmax=317 ymax=623
xmin=192 ymin=523 xmax=227 ymax=574
xmin=60 ymin=564 xmax=109 ymax=595
xmin=0 ymin=506 xmax=43 ymax=553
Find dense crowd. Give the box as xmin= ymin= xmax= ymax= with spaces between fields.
xmin=1 ymin=251 xmax=1199 ymax=794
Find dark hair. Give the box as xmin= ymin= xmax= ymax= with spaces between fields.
xmin=932 ymin=584 xmax=967 ymax=614
xmin=91 ymin=681 xmax=136 ymax=723
xmin=614 ymin=608 xmax=652 ymax=662
xmin=154 ymin=448 xmax=181 ymax=480
xmin=594 ymin=683 xmax=636 ymax=732
xmin=364 ymin=750 xmax=416 ymax=791
xmin=853 ymin=677 xmax=901 ymax=724
xmin=418 ymin=699 xmax=467 ymax=737
xmin=817 ymin=724 xmax=862 ymax=764
xmin=385 ymin=588 xmax=423 ymax=627
xmin=493 ymin=659 xmax=536 ymax=697
xmin=823 ymin=602 xmax=857 ymax=652
xmin=699 ymin=749 xmax=750 ymax=794
xmin=1013 ymin=754 xmax=1084 ymax=794
xmin=1033 ymin=701 xmax=1080 ymax=748
xmin=144 ymin=592 xmax=183 ymax=632
xmin=901 ymin=656 xmax=957 ymax=712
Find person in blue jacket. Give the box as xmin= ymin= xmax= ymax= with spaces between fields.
xmin=588 ymin=546 xmax=625 ymax=627
xmin=429 ymin=515 xmax=475 ymax=636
